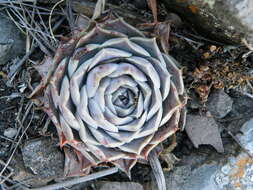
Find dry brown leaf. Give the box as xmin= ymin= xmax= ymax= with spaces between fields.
xmin=155 ymin=21 xmax=171 ymax=54
xmin=147 ymin=0 xmax=158 ymax=23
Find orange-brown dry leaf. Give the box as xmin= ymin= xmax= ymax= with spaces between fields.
xmin=188 ymin=5 xmax=198 ymax=14
xmin=209 ymin=45 xmax=217 ymax=52
xmin=203 ymin=52 xmax=210 ymax=59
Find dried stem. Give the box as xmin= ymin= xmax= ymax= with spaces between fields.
xmin=31 ymin=167 xmax=119 ymax=190
xmin=149 ymin=150 xmax=166 ymax=190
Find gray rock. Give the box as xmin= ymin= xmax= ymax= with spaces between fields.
xmin=230 ymin=95 xmax=253 ymax=117
xmin=227 ymin=95 xmax=253 ymax=134
xmin=3 ymin=128 xmax=17 ymax=139
xmin=207 ymin=90 xmax=233 ymax=118
xmin=21 ymin=137 xmax=64 ymax=179
xmin=98 ymin=182 xmax=143 ymax=190
xmin=152 ymin=116 xmax=253 ymax=190
xmin=0 ymin=12 xmax=25 ymax=65
xmin=164 ymin=165 xmax=192 ymax=190
xmin=152 ymin=151 xmax=253 ymax=190
xmin=237 ymin=118 xmax=253 ymax=156
xmin=162 ymin=0 xmax=253 ymax=45
xmin=151 ymin=156 xmax=223 ymax=190
xmin=185 ymin=114 xmax=224 ymax=153
xmin=181 ymin=162 xmax=222 ymax=190
xmin=11 ymin=152 xmax=53 ymax=188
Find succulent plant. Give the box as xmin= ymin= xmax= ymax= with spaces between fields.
xmin=32 ymin=16 xmax=187 ymax=176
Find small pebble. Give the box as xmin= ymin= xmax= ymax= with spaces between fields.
xmin=4 ymin=128 xmax=17 ymax=138
xmin=206 ymin=90 xmax=233 ymax=118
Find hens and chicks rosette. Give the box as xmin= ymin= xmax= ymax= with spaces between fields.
xmin=32 ymin=16 xmax=187 ymax=177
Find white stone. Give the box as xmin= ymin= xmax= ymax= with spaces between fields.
xmin=4 ymin=128 xmax=17 ymax=138
xmin=221 ymin=164 xmax=232 ymax=175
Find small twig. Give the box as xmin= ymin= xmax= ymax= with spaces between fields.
xmin=0 ymin=0 xmax=35 ymax=4
xmin=30 ymin=167 xmax=119 ymax=190
xmin=171 ymin=32 xmax=204 ymax=49
xmin=7 ymin=45 xmax=36 ymax=86
xmin=52 ymin=16 xmax=65 ymax=31
xmin=3 ymin=4 xmax=63 ymax=15
xmin=242 ymin=38 xmax=253 ymax=51
xmin=0 ymin=160 xmax=14 ymax=184
xmin=0 ymin=172 xmax=14 ymax=185
xmin=242 ymin=50 xmax=253 ymax=58
xmin=7 ymin=97 xmax=24 ymax=153
xmin=65 ymin=0 xmax=75 ymax=31
xmin=0 ymin=105 xmax=19 ymax=112
xmin=36 ymin=8 xmax=50 ymax=40
xmin=238 ymin=90 xmax=253 ymax=99
xmin=1 ymin=176 xmax=30 ymax=190
xmin=187 ymin=33 xmax=228 ymax=46
xmin=21 ymin=4 xmax=55 ymax=49
xmin=49 ymin=0 xmax=64 ymax=42
xmin=3 ymin=2 xmax=56 ymax=12
xmin=0 ymin=135 xmax=17 ymax=144
xmin=221 ymin=126 xmax=253 ymax=159
xmin=0 ymin=102 xmax=34 ymax=182
xmin=0 ymin=93 xmax=21 ymax=100
xmin=7 ymin=13 xmax=64 ymax=85
xmin=5 ymin=9 xmax=26 ymax=34
xmin=8 ymin=7 xmax=51 ymax=55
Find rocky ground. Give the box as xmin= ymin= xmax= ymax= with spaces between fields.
xmin=0 ymin=0 xmax=253 ymax=190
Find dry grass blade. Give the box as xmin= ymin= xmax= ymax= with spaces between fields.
xmin=0 ymin=0 xmax=35 ymax=4
xmin=7 ymin=4 xmax=52 ymax=55
xmin=0 ymin=160 xmax=14 ymax=184
xmin=2 ymin=0 xmax=67 ymax=56
xmin=0 ymin=102 xmax=34 ymax=184
xmin=3 ymin=0 xmax=66 ymax=85
xmin=7 ymin=45 xmax=36 ymax=86
xmin=171 ymin=32 xmax=204 ymax=49
xmin=30 ymin=167 xmax=119 ymax=190
xmin=49 ymin=0 xmax=64 ymax=42
xmin=65 ymin=0 xmax=75 ymax=31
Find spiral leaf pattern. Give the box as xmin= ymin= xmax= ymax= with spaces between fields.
xmin=40 ymin=17 xmax=186 ymax=176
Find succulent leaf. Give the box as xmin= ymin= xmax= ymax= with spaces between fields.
xmin=33 ymin=17 xmax=187 ymax=176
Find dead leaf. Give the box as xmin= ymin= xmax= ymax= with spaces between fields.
xmin=63 ymin=147 xmax=91 ymax=177
xmin=195 ymin=84 xmax=211 ymax=103
xmin=185 ymin=114 xmax=224 ymax=153
xmin=29 ymin=56 xmax=54 ymax=98
xmin=203 ymin=52 xmax=210 ymax=59
xmin=155 ymin=21 xmax=171 ymax=54
xmin=92 ymin=0 xmax=106 ymax=20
